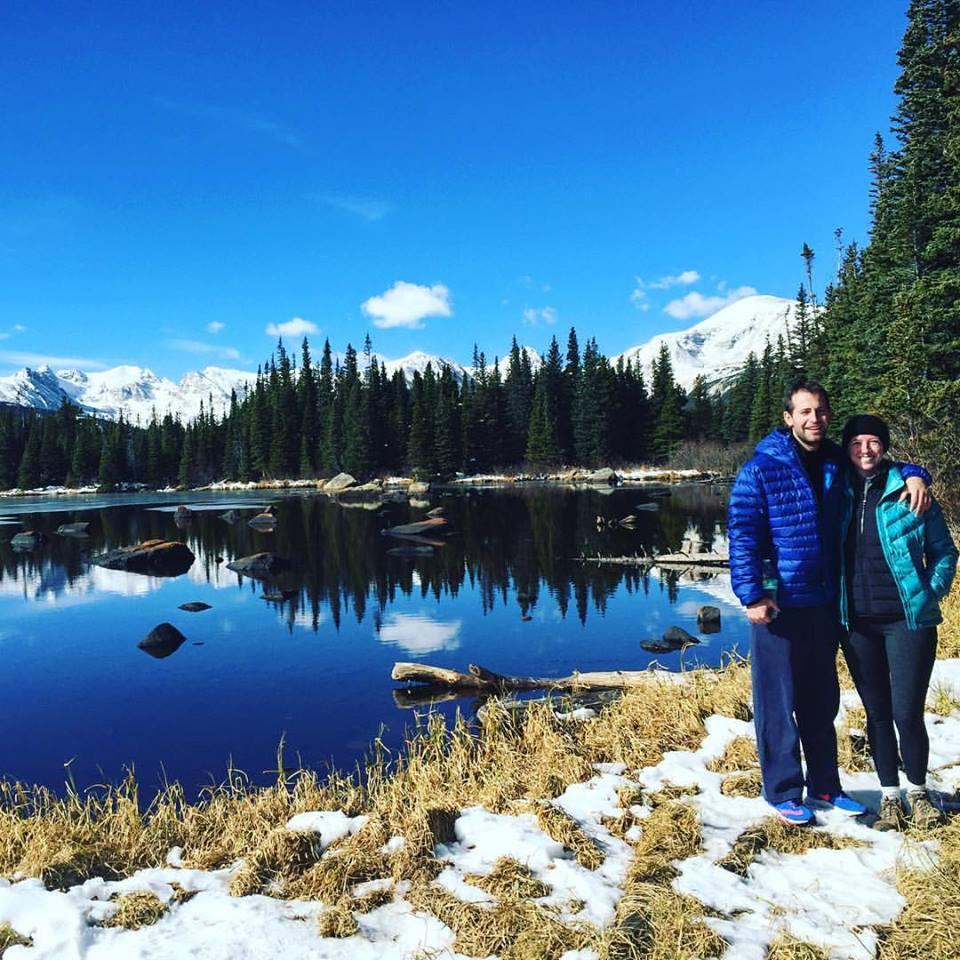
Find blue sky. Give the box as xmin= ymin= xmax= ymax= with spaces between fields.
xmin=0 ymin=1 xmax=907 ymax=378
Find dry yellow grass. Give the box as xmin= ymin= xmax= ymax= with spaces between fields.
xmin=99 ymin=891 xmax=168 ymax=930
xmin=766 ymin=934 xmax=830 ymax=959
xmin=464 ymin=856 xmax=551 ymax=900
xmin=720 ymin=770 xmax=762 ymax=798
xmin=0 ymin=922 xmax=32 ymax=953
xmin=707 ymin=736 xmax=758 ymax=773
xmin=717 ymin=820 xmax=867 ymax=877
xmin=316 ymin=897 xmax=359 ymax=938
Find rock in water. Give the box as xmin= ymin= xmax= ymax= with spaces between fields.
xmin=139 ymin=623 xmax=187 ymax=659
xmin=585 ymin=468 xmax=618 ymax=484
xmin=90 ymin=540 xmax=195 ymax=577
xmin=382 ymin=517 xmax=449 ymax=537
xmin=323 ymin=473 xmax=357 ymax=493
xmin=697 ymin=606 xmax=721 ymax=628
xmin=662 ymin=626 xmax=700 ymax=647
xmin=11 ymin=531 xmax=47 ymax=550
xmin=248 ymin=512 xmax=277 ymax=530
xmin=57 ymin=522 xmax=90 ymax=536
xmin=426 ymin=507 xmax=446 ymax=518
xmin=220 ymin=509 xmax=242 ymax=524
xmin=179 ymin=601 xmax=212 ymax=612
xmin=226 ymin=552 xmax=289 ymax=578
xmin=408 ymin=480 xmax=431 ymax=496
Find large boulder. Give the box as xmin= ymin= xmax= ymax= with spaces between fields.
xmin=408 ymin=480 xmax=431 ymax=496
xmin=139 ymin=622 xmax=187 ymax=659
xmin=90 ymin=540 xmax=195 ymax=577
xmin=323 ymin=473 xmax=357 ymax=494
xmin=226 ymin=552 xmax=289 ymax=578
xmin=338 ymin=480 xmax=383 ymax=498
xmin=585 ymin=468 xmax=618 ymax=484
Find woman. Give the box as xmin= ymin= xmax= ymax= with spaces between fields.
xmin=839 ymin=414 xmax=958 ymax=831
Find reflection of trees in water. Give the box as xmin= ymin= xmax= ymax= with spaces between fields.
xmin=0 ymin=485 xmax=731 ymax=626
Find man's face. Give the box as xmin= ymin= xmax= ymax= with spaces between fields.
xmin=783 ymin=389 xmax=831 ymax=450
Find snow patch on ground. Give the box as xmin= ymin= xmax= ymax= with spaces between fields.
xmin=3 ymin=664 xmax=960 ymax=958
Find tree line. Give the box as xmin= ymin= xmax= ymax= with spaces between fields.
xmin=0 ymin=333 xmax=732 ymax=490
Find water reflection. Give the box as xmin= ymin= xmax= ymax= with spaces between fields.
xmin=0 ymin=485 xmax=744 ymax=795
xmin=378 ymin=613 xmax=463 ymax=655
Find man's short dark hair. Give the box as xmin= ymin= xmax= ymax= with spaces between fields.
xmin=783 ymin=379 xmax=830 ymax=413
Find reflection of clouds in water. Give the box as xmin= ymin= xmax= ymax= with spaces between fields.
xmin=378 ymin=613 xmax=462 ymax=655
xmin=291 ymin=610 xmax=329 ymax=631
xmin=651 ymin=570 xmax=739 ymax=609
xmin=0 ymin=563 xmax=163 ymax=604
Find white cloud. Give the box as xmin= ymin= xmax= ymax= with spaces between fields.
xmin=0 ymin=349 xmax=106 ymax=369
xmin=264 ymin=317 xmax=318 ymax=338
xmin=13 ymin=324 xmax=25 ymax=332
xmin=648 ymin=270 xmax=700 ymax=290
xmin=630 ymin=289 xmax=651 ymax=312
xmin=0 ymin=324 xmax=26 ymax=341
xmin=631 ymin=270 xmax=700 ymax=310
xmin=319 ymin=194 xmax=393 ymax=222
xmin=168 ymin=339 xmax=241 ymax=361
xmin=361 ymin=281 xmax=452 ymax=330
xmin=663 ymin=285 xmax=757 ymax=320
xmin=207 ymin=321 xmax=225 ymax=334
xmin=522 ymin=306 xmax=558 ymax=325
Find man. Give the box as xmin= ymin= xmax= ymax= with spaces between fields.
xmin=728 ymin=380 xmax=930 ymax=825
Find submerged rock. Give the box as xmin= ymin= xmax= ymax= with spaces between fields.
xmin=226 ymin=552 xmax=289 ymax=578
xmin=220 ymin=509 xmax=243 ymax=524
xmin=426 ymin=507 xmax=446 ymax=518
xmin=11 ymin=531 xmax=47 ymax=551
xmin=642 ymin=626 xmax=700 ymax=654
xmin=179 ymin=601 xmax=212 ymax=612
xmin=90 ymin=540 xmax=195 ymax=577
xmin=56 ymin=522 xmax=90 ymax=536
xmin=382 ymin=517 xmax=449 ymax=538
xmin=139 ymin=622 xmax=187 ymax=659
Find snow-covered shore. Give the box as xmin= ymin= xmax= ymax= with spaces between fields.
xmin=3 ymin=657 xmax=959 ymax=959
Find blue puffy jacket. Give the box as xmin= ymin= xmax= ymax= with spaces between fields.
xmin=728 ymin=428 xmax=930 ymax=610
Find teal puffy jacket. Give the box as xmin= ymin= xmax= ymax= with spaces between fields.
xmin=839 ymin=464 xmax=958 ymax=629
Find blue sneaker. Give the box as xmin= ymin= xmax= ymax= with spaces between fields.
xmin=812 ymin=792 xmax=867 ymax=817
xmin=771 ymin=799 xmax=815 ymax=826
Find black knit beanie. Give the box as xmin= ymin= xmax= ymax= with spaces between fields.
xmin=841 ymin=414 xmax=890 ymax=452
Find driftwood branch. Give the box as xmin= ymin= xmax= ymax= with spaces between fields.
xmin=391 ymin=661 xmax=665 ymax=692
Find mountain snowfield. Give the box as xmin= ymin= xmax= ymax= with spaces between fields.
xmin=0 ymin=296 xmax=793 ymax=422
xmin=613 ymin=294 xmax=804 ymax=391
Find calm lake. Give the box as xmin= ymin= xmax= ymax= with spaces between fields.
xmin=0 ymin=485 xmax=747 ymax=796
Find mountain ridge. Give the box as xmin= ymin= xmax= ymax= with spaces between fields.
xmin=0 ymin=296 xmax=798 ymax=421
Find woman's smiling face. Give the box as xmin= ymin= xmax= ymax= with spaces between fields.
xmin=848 ymin=434 xmax=884 ymax=475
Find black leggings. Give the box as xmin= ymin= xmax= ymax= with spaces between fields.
xmin=841 ymin=619 xmax=937 ymax=787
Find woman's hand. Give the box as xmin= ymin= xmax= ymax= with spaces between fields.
xmin=900 ymin=476 xmax=932 ymax=516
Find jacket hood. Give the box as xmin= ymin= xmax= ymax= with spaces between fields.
xmin=755 ymin=427 xmax=841 ymax=465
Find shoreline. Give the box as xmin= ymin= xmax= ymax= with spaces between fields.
xmin=0 ymin=467 xmax=727 ymax=502
xmin=1 ymin=589 xmax=957 ymax=958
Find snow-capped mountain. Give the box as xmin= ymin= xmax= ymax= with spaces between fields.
xmin=614 ymin=294 xmax=806 ymax=391
xmin=0 ymin=297 xmax=800 ymax=422
xmin=0 ymin=365 xmax=257 ymax=423
xmin=379 ymin=351 xmax=468 ymax=382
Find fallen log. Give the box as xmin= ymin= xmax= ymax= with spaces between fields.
xmin=578 ymin=553 xmax=729 ymax=568
xmin=391 ymin=661 xmax=667 ymax=692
